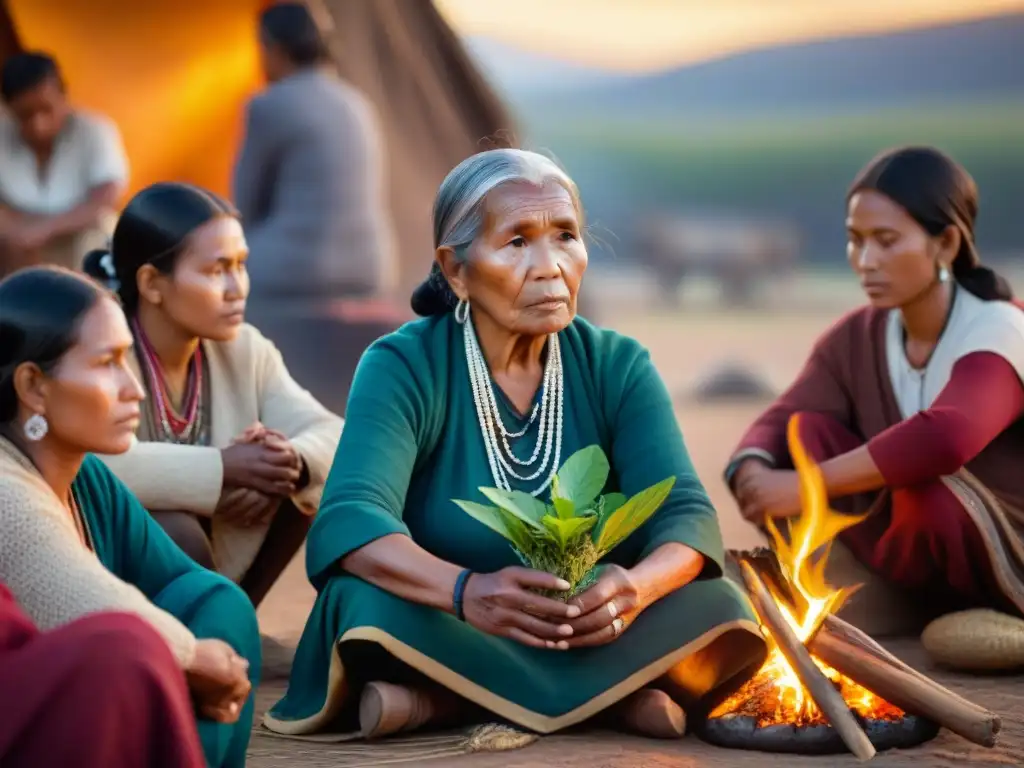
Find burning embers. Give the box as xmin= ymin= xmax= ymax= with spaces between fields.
xmin=696 ymin=416 xmax=1000 ymax=758
xmin=710 ymin=651 xmax=903 ymax=730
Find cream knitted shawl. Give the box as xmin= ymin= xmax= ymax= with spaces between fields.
xmin=0 ymin=437 xmax=196 ymax=666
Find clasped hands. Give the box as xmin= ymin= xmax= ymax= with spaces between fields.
xmin=215 ymin=421 xmax=304 ymax=527
xmin=187 ymin=638 xmax=251 ymax=724
xmin=462 ymin=564 xmax=642 ymax=650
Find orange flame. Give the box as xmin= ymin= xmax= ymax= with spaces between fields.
xmin=712 ymin=414 xmax=898 ymax=726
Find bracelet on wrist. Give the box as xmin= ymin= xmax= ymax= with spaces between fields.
xmin=453 ymin=568 xmax=473 ymax=621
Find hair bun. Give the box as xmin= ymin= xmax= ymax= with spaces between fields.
xmin=959 ymin=263 xmax=1014 ymax=302
xmin=410 ymin=263 xmax=457 ymax=317
xmin=81 ymin=248 xmax=120 ymax=291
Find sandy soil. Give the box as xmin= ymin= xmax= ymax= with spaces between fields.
xmin=249 ymin=291 xmax=1024 ymax=767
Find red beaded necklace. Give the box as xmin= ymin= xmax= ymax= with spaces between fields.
xmin=132 ymin=317 xmax=204 ymax=443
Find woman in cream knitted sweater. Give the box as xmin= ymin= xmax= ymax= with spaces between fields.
xmin=0 ymin=266 xmax=259 ymax=768
xmin=82 ymin=182 xmax=343 ymax=606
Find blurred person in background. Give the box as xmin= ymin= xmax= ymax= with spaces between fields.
xmin=726 ymin=146 xmax=1024 ymax=671
xmin=0 ymin=582 xmax=206 ymax=768
xmin=0 ymin=51 xmax=127 ymax=276
xmin=83 ymin=182 xmax=342 ymax=608
xmin=234 ymin=1 xmax=403 ymax=416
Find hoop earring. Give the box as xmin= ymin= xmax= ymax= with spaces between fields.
xmin=23 ymin=413 xmax=48 ymax=442
xmin=454 ymin=298 xmax=470 ymax=325
xmin=938 ymin=264 xmax=951 ymax=283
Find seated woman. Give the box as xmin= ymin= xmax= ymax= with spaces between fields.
xmin=0 ymin=581 xmax=205 ymax=768
xmin=265 ymin=149 xmax=766 ymax=741
xmin=726 ymin=146 xmax=1024 ymax=663
xmin=0 ymin=266 xmax=260 ymax=768
xmin=81 ymin=182 xmax=343 ymax=606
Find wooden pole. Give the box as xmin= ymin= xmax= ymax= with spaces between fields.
xmin=739 ymin=560 xmax=877 ymax=761
xmin=813 ymin=620 xmax=1001 ymax=747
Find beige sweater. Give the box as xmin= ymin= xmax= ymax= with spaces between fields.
xmin=96 ymin=323 xmax=343 ymax=582
xmin=0 ymin=438 xmax=197 ymax=666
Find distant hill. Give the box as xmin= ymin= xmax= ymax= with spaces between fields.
xmin=508 ymin=13 xmax=1024 ymax=116
xmin=462 ymin=37 xmax=627 ymax=98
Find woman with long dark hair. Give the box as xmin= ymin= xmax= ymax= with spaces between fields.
xmin=727 ymin=146 xmax=1024 ymax=669
xmin=82 ymin=181 xmax=342 ymax=606
xmin=0 ymin=266 xmax=258 ymax=767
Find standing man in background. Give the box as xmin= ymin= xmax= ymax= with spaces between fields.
xmin=0 ymin=52 xmax=127 ymax=276
xmin=234 ymin=1 xmax=402 ymax=415
xmin=234 ymin=1 xmax=397 ymax=299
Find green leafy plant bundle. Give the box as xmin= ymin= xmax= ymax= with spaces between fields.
xmin=453 ymin=445 xmax=676 ymax=600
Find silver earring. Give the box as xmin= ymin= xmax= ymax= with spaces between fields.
xmin=454 ymin=298 xmax=470 ymax=325
xmin=938 ymin=265 xmax=950 ymax=283
xmin=23 ymin=413 xmax=48 ymax=442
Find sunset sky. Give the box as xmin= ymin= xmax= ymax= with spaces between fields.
xmin=435 ymin=0 xmax=1024 ymax=72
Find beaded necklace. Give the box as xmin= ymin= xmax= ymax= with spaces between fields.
xmin=463 ymin=312 xmax=563 ymax=497
xmin=131 ymin=317 xmax=205 ymax=444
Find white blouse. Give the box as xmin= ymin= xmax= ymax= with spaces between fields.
xmin=885 ymin=287 xmax=1024 ymax=419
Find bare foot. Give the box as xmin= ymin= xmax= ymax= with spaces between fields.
xmin=359 ymin=681 xmax=465 ymax=739
xmin=613 ymin=689 xmax=686 ymax=739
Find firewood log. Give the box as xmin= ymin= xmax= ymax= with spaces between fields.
xmin=739 ymin=561 xmax=877 ymax=761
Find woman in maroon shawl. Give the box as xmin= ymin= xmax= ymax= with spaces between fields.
xmin=726 ymin=147 xmax=1024 ymax=669
xmin=0 ymin=581 xmax=204 ymax=767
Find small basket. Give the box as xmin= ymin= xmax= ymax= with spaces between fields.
xmin=921 ymin=609 xmax=1024 ymax=672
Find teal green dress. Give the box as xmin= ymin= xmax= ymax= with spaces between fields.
xmin=266 ymin=316 xmax=765 ymax=735
xmin=74 ymin=456 xmax=261 ymax=768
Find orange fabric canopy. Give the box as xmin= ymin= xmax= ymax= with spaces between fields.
xmin=0 ymin=0 xmax=516 ymax=295
xmin=6 ymin=0 xmax=265 ymax=200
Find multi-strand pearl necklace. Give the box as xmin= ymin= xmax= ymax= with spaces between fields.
xmin=463 ymin=312 xmax=563 ymax=497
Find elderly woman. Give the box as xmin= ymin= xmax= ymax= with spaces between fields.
xmin=0 ymin=266 xmax=259 ymax=767
xmin=726 ymin=146 xmax=1024 ymax=668
xmin=82 ymin=182 xmax=342 ymax=606
xmin=265 ymin=149 xmax=766 ymax=740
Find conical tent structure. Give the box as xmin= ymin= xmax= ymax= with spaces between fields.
xmin=0 ymin=0 xmax=517 ymax=297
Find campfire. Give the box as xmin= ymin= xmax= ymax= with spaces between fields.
xmin=695 ymin=415 xmax=1003 ymax=759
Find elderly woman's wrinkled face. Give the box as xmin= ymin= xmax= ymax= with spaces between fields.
xmin=454 ymin=180 xmax=587 ymax=337
xmin=846 ymin=189 xmax=957 ymax=309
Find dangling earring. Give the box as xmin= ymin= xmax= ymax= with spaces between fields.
xmin=938 ymin=264 xmax=950 ymax=283
xmin=23 ymin=413 xmax=48 ymax=442
xmin=454 ymin=298 xmax=470 ymax=325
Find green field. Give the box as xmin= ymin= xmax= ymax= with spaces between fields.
xmin=520 ymin=101 xmax=1024 ymax=261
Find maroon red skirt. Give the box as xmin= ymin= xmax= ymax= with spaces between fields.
xmin=0 ymin=583 xmax=204 ymax=768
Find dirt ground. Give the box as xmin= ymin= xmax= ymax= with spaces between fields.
xmin=248 ymin=280 xmax=1024 ymax=767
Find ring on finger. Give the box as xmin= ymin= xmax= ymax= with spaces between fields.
xmin=612 ymin=617 xmax=625 ymax=635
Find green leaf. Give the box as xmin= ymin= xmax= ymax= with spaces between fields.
xmin=455 ymin=500 xmax=514 ymax=540
xmin=541 ymin=514 xmax=597 ymax=551
xmin=553 ymin=445 xmax=610 ymax=509
xmin=478 ymin=487 xmax=546 ymax=530
xmin=552 ymin=494 xmax=575 ymax=520
xmin=501 ymin=516 xmax=536 ymax=554
xmin=454 ymin=500 xmax=534 ymax=552
xmin=600 ymin=493 xmax=627 ymax=519
xmin=593 ymin=477 xmax=676 ymax=552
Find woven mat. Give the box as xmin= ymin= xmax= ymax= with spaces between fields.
xmin=250 ymin=723 xmax=538 ymax=767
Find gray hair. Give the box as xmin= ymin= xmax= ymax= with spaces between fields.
xmin=411 ymin=149 xmax=583 ymax=316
